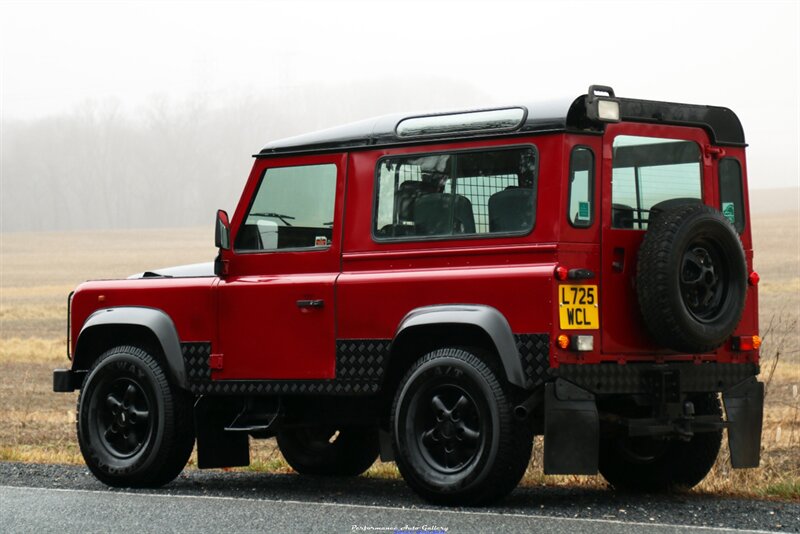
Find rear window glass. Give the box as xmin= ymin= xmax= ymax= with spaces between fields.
xmin=611 ymin=135 xmax=702 ymax=230
xmin=374 ymin=146 xmax=537 ymax=240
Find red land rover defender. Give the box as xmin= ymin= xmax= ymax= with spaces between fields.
xmin=54 ymin=86 xmax=763 ymax=505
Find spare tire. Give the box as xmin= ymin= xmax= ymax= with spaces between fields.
xmin=637 ymin=203 xmax=747 ymax=353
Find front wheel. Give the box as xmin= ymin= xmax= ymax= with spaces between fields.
xmin=276 ymin=426 xmax=379 ymax=476
xmin=391 ymin=348 xmax=533 ymax=506
xmin=77 ymin=345 xmax=195 ymax=487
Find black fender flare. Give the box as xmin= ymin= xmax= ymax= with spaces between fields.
xmin=74 ymin=306 xmax=188 ymax=389
xmin=394 ymin=304 xmax=526 ymax=389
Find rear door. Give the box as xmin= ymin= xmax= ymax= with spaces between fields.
xmin=600 ymin=123 xmax=712 ymax=354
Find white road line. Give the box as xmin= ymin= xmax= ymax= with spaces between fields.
xmin=0 ymin=485 xmax=775 ymax=534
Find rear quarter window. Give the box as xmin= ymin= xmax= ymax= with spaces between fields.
xmin=568 ymin=146 xmax=594 ymax=228
xmin=719 ymin=158 xmax=746 ymax=233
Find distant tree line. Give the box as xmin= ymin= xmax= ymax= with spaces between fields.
xmin=1 ymin=80 xmax=488 ymax=232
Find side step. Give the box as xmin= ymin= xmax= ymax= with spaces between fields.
xmin=224 ymin=404 xmax=281 ymax=433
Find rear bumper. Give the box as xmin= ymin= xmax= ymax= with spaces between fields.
xmin=541 ymin=363 xmax=763 ymax=474
xmin=552 ymin=361 xmax=759 ymax=395
xmin=53 ymin=369 xmax=86 ymax=392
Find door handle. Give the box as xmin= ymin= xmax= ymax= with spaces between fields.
xmin=296 ymin=299 xmax=324 ymax=309
xmin=612 ymin=247 xmax=625 ymax=273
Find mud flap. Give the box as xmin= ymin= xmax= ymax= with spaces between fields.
xmin=194 ymin=396 xmax=250 ymax=469
xmin=543 ymin=379 xmax=599 ymax=474
xmin=723 ymin=376 xmax=764 ymax=468
xmin=378 ymin=428 xmax=394 ymax=462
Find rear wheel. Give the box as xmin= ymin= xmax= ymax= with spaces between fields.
xmin=599 ymin=394 xmax=722 ymax=492
xmin=276 ymin=426 xmax=379 ymax=476
xmin=391 ymin=347 xmax=532 ymax=506
xmin=77 ymin=345 xmax=195 ymax=487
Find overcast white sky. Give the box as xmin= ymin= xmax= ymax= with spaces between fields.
xmin=1 ymin=0 xmax=798 ymax=189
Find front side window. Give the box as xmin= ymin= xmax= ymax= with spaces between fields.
xmin=568 ymin=147 xmax=594 ymax=227
xmin=719 ymin=158 xmax=745 ymax=233
xmin=235 ymin=163 xmax=337 ymax=251
xmin=611 ymin=135 xmax=702 ymax=230
xmin=374 ymin=147 xmax=537 ymax=239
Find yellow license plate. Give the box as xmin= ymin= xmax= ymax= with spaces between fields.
xmin=558 ymin=285 xmax=599 ymax=330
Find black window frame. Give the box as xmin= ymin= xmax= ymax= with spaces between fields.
xmin=567 ymin=145 xmax=595 ymax=228
xmin=371 ymin=143 xmax=539 ymax=243
xmin=719 ymin=157 xmax=746 ymax=234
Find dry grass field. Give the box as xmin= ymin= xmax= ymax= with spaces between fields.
xmin=1 ymin=213 xmax=798 ymax=500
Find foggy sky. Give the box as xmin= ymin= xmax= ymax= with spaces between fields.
xmin=1 ymin=0 xmax=798 ymax=232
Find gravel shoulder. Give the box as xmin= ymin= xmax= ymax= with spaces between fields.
xmin=1 ymin=462 xmax=797 ymax=532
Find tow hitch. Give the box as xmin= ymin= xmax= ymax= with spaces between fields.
xmin=602 ymin=369 xmax=728 ymax=439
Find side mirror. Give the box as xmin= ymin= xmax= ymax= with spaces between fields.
xmin=215 ymin=209 xmax=231 ymax=250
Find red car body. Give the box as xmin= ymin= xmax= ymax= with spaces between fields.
xmin=56 ymin=86 xmax=764 ymax=504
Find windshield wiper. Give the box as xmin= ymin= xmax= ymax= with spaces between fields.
xmin=250 ymin=212 xmax=296 ymax=226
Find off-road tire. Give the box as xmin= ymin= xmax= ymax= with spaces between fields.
xmin=276 ymin=426 xmax=379 ymax=476
xmin=637 ymin=203 xmax=747 ymax=353
xmin=391 ymin=347 xmax=533 ymax=506
xmin=77 ymin=345 xmax=195 ymax=487
xmin=599 ymin=394 xmax=722 ymax=492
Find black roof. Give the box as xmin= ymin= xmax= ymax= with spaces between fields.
xmin=258 ymin=91 xmax=745 ymax=156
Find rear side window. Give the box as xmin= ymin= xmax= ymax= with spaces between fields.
xmin=373 ymin=146 xmax=537 ymax=240
xmin=568 ymin=147 xmax=594 ymax=227
xmin=611 ymin=135 xmax=702 ymax=230
xmin=719 ymin=158 xmax=745 ymax=233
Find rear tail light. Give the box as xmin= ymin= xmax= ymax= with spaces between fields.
xmin=556 ymin=334 xmax=594 ymax=351
xmin=555 ymin=264 xmax=595 ymax=280
xmin=733 ymin=335 xmax=761 ymax=351
xmin=748 ymin=271 xmax=760 ymax=286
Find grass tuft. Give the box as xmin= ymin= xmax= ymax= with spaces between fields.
xmin=759 ymin=480 xmax=800 ymax=501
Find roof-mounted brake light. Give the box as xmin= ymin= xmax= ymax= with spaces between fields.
xmin=586 ymin=84 xmax=620 ymax=123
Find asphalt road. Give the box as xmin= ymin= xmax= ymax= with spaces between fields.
xmin=1 ymin=463 xmax=798 ymax=534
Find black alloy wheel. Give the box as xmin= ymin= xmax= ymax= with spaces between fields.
xmin=392 ymin=347 xmax=532 ymax=506
xmin=680 ymin=240 xmax=727 ymax=323
xmin=96 ymin=378 xmax=153 ymax=458
xmin=412 ymin=384 xmax=483 ymax=474
xmin=77 ymin=345 xmax=195 ymax=487
xmin=637 ymin=203 xmax=747 ymax=353
xmin=276 ymin=425 xmax=379 ymax=476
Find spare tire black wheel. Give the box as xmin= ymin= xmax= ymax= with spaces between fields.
xmin=637 ymin=203 xmax=747 ymax=354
